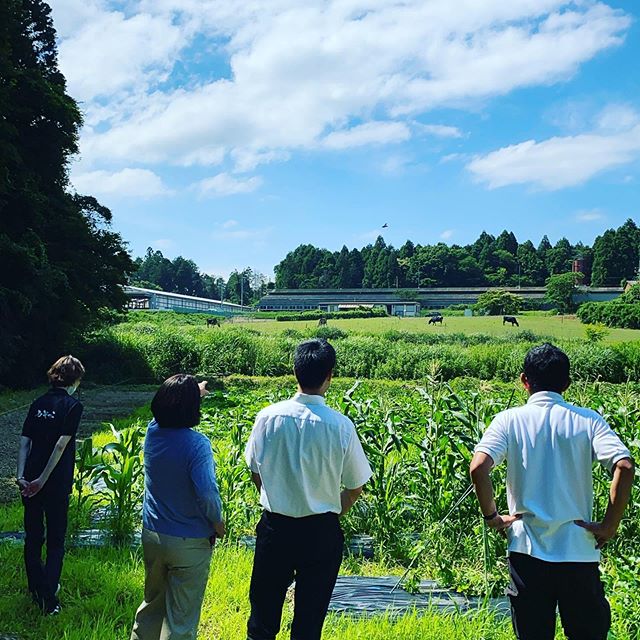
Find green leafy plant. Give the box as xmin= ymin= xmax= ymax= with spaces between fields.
xmin=584 ymin=323 xmax=610 ymax=343
xmin=474 ymin=289 xmax=523 ymax=315
xmin=71 ymin=437 xmax=101 ymax=533
xmin=93 ymin=424 xmax=145 ymax=544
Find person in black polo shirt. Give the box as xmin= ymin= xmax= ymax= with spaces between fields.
xmin=16 ymin=355 xmax=85 ymax=615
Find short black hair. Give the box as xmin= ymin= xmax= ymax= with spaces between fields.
xmin=523 ymin=343 xmax=570 ymax=393
xmin=294 ymin=339 xmax=336 ymax=390
xmin=151 ymin=374 xmax=201 ymax=429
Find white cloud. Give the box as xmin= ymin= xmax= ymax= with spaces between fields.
xmin=595 ymin=103 xmax=640 ymax=133
xmin=196 ymin=173 xmax=263 ymax=196
xmin=575 ymin=210 xmax=605 ymax=222
xmin=71 ymin=168 xmax=172 ymax=198
xmin=49 ymin=1 xmax=630 ymax=172
xmin=55 ymin=6 xmax=186 ymax=102
xmin=440 ymin=153 xmax=465 ymax=163
xmin=467 ymin=112 xmax=640 ymax=190
xmin=221 ymin=219 xmax=239 ymax=229
xmin=379 ymin=154 xmax=412 ymax=175
xmin=440 ymin=229 xmax=455 ymax=240
xmin=232 ymin=149 xmax=290 ymax=173
xmin=322 ymin=121 xmax=410 ymax=150
xmin=416 ymin=124 xmax=463 ymax=138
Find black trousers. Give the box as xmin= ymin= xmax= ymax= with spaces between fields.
xmin=247 ymin=511 xmax=344 ymax=640
xmin=23 ymin=491 xmax=69 ymax=606
xmin=508 ymin=552 xmax=611 ymax=640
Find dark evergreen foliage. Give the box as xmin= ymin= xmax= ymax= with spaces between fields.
xmin=132 ymin=248 xmax=268 ymax=306
xmin=0 ymin=0 xmax=133 ymax=386
xmin=273 ymin=220 xmax=639 ymax=291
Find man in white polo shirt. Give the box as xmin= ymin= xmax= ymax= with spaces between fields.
xmin=245 ymin=338 xmax=372 ymax=640
xmin=470 ymin=343 xmax=634 ymax=640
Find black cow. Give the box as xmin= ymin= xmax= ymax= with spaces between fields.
xmin=318 ymin=317 xmax=328 ymax=327
xmin=207 ymin=317 xmax=220 ymax=327
xmin=428 ymin=314 xmax=444 ymax=325
xmin=503 ymin=315 xmax=519 ymax=327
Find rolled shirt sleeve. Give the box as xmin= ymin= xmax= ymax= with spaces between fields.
xmin=474 ymin=414 xmax=509 ymax=467
xmin=190 ymin=437 xmax=223 ymax=525
xmin=341 ymin=424 xmax=373 ymax=490
xmin=592 ymin=417 xmax=632 ymax=472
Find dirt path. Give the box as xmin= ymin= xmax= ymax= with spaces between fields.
xmin=0 ymin=386 xmax=154 ymax=503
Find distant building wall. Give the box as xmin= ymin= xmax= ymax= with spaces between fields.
xmin=258 ymin=286 xmax=623 ymax=312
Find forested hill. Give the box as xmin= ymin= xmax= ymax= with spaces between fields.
xmin=274 ymin=220 xmax=640 ymax=290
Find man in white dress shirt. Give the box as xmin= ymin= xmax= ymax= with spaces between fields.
xmin=470 ymin=343 xmax=634 ymax=640
xmin=245 ymin=339 xmax=372 ymax=640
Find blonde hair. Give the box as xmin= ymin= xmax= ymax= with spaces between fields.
xmin=47 ymin=355 xmax=85 ymax=387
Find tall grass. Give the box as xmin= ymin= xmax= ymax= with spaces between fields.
xmin=0 ymin=544 xmax=517 ymax=640
xmin=76 ymin=322 xmax=640 ymax=384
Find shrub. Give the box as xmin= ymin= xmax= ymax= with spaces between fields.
xmin=578 ymin=301 xmax=640 ymax=330
xmin=584 ymin=324 xmax=610 ymax=343
xmin=275 ymin=307 xmax=387 ymax=322
xmin=75 ymin=331 xmax=152 ymax=383
xmin=577 ymin=285 xmax=640 ymax=329
xmin=474 ymin=289 xmax=523 ymax=315
xmin=312 ymin=326 xmax=348 ymax=340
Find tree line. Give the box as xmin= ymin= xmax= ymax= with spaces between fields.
xmin=131 ymin=249 xmax=270 ymax=306
xmin=274 ymin=221 xmax=640 ymax=290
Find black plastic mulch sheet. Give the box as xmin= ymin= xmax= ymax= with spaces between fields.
xmin=328 ymin=576 xmax=510 ymax=618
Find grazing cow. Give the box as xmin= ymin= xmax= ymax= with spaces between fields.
xmin=318 ymin=317 xmax=328 ymax=327
xmin=503 ymin=315 xmax=519 ymax=327
xmin=207 ymin=317 xmax=220 ymax=327
xmin=428 ymin=314 xmax=444 ymax=326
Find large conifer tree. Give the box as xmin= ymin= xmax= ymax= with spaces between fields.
xmin=0 ymin=0 xmax=133 ymax=385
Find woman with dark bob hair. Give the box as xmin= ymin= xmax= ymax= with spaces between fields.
xmin=131 ymin=374 xmax=224 ymax=640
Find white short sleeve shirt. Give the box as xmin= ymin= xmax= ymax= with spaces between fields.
xmin=476 ymin=391 xmax=631 ymax=562
xmin=245 ymin=393 xmax=373 ymax=518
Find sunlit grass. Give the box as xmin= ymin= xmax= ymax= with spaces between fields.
xmin=236 ymin=314 xmax=640 ymax=343
xmin=0 ymin=543 xmax=518 ymax=640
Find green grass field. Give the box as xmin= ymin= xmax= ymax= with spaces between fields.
xmin=0 ymin=542 xmax=518 ymax=640
xmin=235 ymin=314 xmax=640 ymax=343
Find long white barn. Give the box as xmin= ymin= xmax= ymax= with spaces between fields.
xmin=124 ymin=286 xmax=250 ymax=316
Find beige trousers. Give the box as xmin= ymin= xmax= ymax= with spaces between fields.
xmin=131 ymin=528 xmax=213 ymax=640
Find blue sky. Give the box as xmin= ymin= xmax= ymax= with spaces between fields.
xmin=50 ymin=0 xmax=640 ymax=279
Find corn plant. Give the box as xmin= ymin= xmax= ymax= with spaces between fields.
xmin=204 ymin=407 xmax=260 ymax=541
xmin=70 ymin=437 xmax=101 ymax=534
xmin=92 ymin=424 xmax=145 ymax=545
